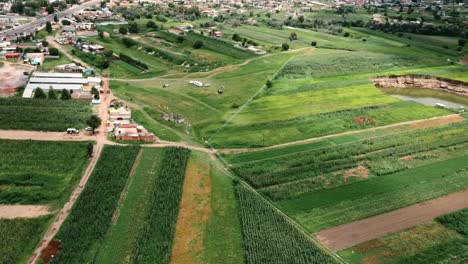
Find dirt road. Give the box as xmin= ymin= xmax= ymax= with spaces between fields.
xmin=0 ymin=130 xmax=97 ymax=141
xmin=0 ymin=205 xmax=51 ymax=219
xmin=316 ymin=190 xmax=468 ymax=251
xmin=29 ymin=78 xmax=112 ymax=264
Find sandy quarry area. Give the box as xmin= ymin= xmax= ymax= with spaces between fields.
xmin=316 ymin=190 xmax=468 ymax=251
xmin=0 ymin=62 xmax=33 ymax=96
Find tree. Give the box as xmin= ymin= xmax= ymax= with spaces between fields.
xmin=311 ymin=41 xmax=317 ymax=47
xmin=98 ymin=30 xmax=104 ymax=39
xmin=61 ymin=19 xmax=71 ymax=26
xmin=281 ymin=43 xmax=289 ymax=51
xmin=46 ymin=21 xmax=52 ymax=33
xmin=232 ymin=33 xmax=241 ymax=42
xmin=46 ymin=5 xmax=54 ymax=15
xmin=118 ymin=26 xmax=128 ymax=35
xmin=176 ymin=36 xmax=184 ymax=43
xmin=48 ymin=88 xmax=58 ymax=99
xmin=289 ymin=32 xmax=298 ymax=41
xmin=86 ymin=142 xmax=94 ymax=157
xmin=61 ymin=89 xmax=71 ymax=100
xmin=193 ymin=40 xmax=203 ymax=49
xmin=54 ymin=14 xmax=58 ymax=23
xmin=34 ymin=88 xmax=47 ymax=99
xmin=41 ymin=40 xmax=49 ymax=47
xmin=146 ymin=20 xmax=156 ymax=28
xmin=49 ymin=47 xmax=59 ymax=56
xmin=266 ymin=80 xmax=273 ymax=88
xmin=86 ymin=115 xmax=102 ymax=134
xmin=128 ymin=22 xmax=138 ymax=33
xmin=459 ymin=39 xmax=466 ymax=47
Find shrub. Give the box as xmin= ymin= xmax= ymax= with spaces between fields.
xmin=193 ymin=40 xmax=204 ymax=49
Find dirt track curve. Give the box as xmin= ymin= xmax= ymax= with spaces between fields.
xmin=316 ymin=190 xmax=468 ymax=251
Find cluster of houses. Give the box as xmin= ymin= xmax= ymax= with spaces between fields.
xmin=22 ymin=71 xmax=102 ymax=100
xmin=108 ymin=101 xmax=157 ymax=142
xmin=0 ymin=40 xmax=55 ymax=65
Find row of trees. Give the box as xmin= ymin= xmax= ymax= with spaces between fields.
xmin=33 ymin=88 xmax=72 ymax=100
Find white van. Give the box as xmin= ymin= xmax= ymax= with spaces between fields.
xmin=67 ymin=128 xmax=79 ymax=134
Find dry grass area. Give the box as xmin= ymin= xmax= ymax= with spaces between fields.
xmin=170 ymin=154 xmax=212 ymax=264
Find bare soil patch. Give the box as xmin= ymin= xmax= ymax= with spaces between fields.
xmin=409 ymin=114 xmax=465 ymax=129
xmin=0 ymin=205 xmax=51 ymax=219
xmin=0 ymin=62 xmax=32 ymax=96
xmin=316 ymin=190 xmax=468 ymax=251
xmin=344 ymin=164 xmax=369 ymax=181
xmin=170 ymin=156 xmax=211 ymax=264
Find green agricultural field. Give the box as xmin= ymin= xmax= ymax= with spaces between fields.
xmin=278 ymin=156 xmax=468 ymax=232
xmin=235 ymin=184 xmax=339 ymax=264
xmin=225 ymin=120 xmax=468 ymax=232
xmin=0 ymin=216 xmax=52 ymax=264
xmin=52 ymin=145 xmax=139 ymax=264
xmin=340 ymin=208 xmax=468 ymax=264
xmin=0 ymin=140 xmax=90 ymax=207
xmin=0 ymin=98 xmax=92 ymax=131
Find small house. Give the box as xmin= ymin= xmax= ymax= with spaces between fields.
xmin=168 ymin=29 xmax=184 ymax=36
xmin=163 ymin=112 xmax=185 ymax=124
xmin=212 ymin=31 xmax=223 ymax=38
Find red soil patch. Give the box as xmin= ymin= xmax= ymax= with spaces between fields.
xmin=344 ymin=164 xmax=369 ymax=181
xmin=40 ymin=240 xmax=61 ymax=263
xmin=354 ymin=116 xmax=376 ymax=126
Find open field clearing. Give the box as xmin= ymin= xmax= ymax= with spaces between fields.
xmin=50 ymin=146 xmax=139 ymax=264
xmin=0 ymin=140 xmax=90 ymax=207
xmin=235 ymin=184 xmax=339 ymax=264
xmin=0 ymin=98 xmax=91 ymax=131
xmin=340 ymin=208 xmax=468 ymax=264
xmin=316 ymin=190 xmax=468 ymax=251
xmin=0 ymin=216 xmax=52 ymax=264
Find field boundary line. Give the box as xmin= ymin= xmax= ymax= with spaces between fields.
xmin=207 ymin=52 xmax=301 ymax=143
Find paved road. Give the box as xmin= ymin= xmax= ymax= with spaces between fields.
xmin=0 ymin=0 xmax=101 ymax=40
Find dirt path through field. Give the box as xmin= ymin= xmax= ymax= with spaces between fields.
xmin=170 ymin=155 xmax=211 ymax=264
xmin=217 ymin=114 xmax=465 ymax=154
xmin=316 ymin=189 xmax=468 ymax=251
xmin=29 ymin=78 xmax=112 ymax=264
xmin=0 ymin=205 xmax=51 ymax=219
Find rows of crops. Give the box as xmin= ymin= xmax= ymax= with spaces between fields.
xmin=235 ymin=184 xmax=338 ymax=264
xmin=52 ymin=146 xmax=139 ymax=264
xmin=0 ymin=98 xmax=91 ymax=131
xmin=130 ymin=147 xmax=190 ymax=264
xmin=397 ymin=208 xmax=468 ymax=264
xmin=228 ymin=121 xmax=468 ymax=201
xmin=0 ymin=216 xmax=52 ymax=264
xmin=0 ymin=140 xmax=89 ymax=206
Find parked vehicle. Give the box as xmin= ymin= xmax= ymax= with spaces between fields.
xmin=67 ymin=128 xmax=79 ymax=134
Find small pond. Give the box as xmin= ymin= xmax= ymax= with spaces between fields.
xmin=380 ymin=87 xmax=468 ymax=110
